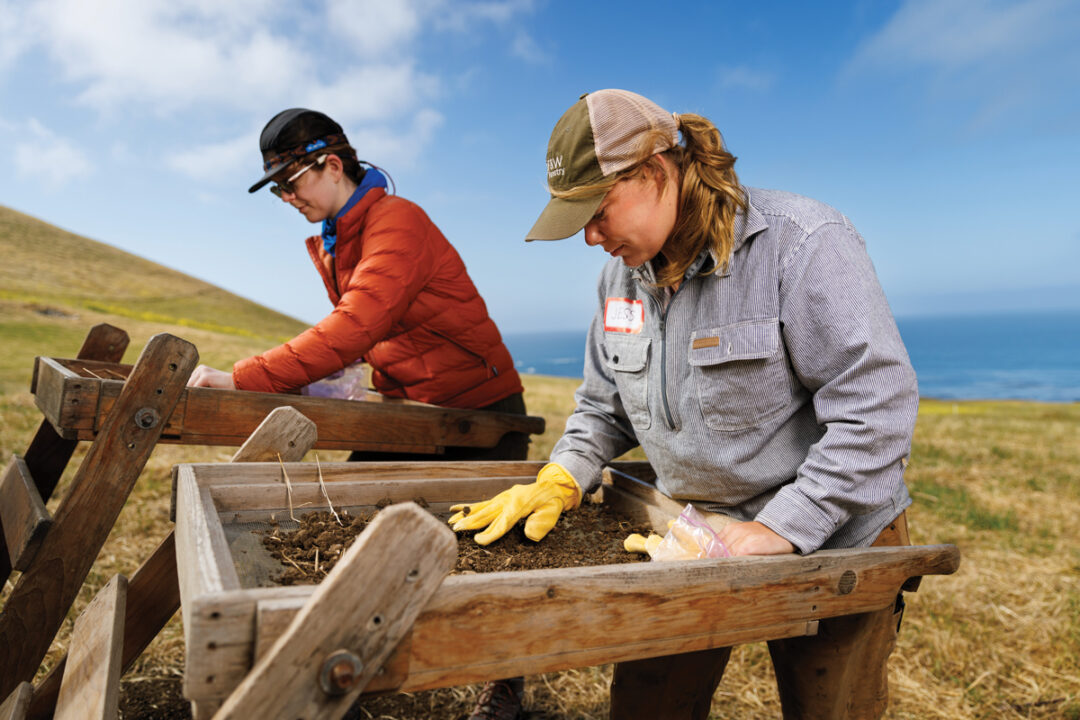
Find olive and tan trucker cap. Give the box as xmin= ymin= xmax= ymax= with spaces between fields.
xmin=525 ymin=89 xmax=679 ymax=241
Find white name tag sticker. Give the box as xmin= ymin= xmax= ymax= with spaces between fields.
xmin=604 ymin=298 xmax=645 ymax=334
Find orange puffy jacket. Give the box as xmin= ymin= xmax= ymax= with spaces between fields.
xmin=232 ymin=187 xmax=523 ymax=408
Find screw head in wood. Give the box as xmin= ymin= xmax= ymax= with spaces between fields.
xmin=837 ymin=570 xmax=858 ymax=595
xmin=319 ymin=650 xmax=364 ymax=695
xmin=134 ymin=407 xmax=160 ymax=429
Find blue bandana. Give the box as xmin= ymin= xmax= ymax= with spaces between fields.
xmin=321 ymin=168 xmax=389 ymax=256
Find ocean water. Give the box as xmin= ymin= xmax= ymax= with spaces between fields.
xmin=503 ymin=311 xmax=1080 ymax=403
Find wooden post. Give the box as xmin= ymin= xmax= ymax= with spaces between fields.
xmin=54 ymin=575 xmax=127 ymax=720
xmin=0 ymin=457 xmax=51 ymax=572
xmin=26 ymin=409 xmax=318 ymax=720
xmin=212 ymin=503 xmax=457 ymax=720
xmin=0 ymin=333 xmax=197 ymax=699
xmin=0 ymin=324 xmax=129 ymax=587
xmin=230 ymin=407 xmax=318 ymax=463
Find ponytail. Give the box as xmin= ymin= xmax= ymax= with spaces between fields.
xmin=657 ymin=113 xmax=745 ymax=287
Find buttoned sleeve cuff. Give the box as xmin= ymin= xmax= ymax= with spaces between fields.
xmin=754 ymin=486 xmax=841 ymax=554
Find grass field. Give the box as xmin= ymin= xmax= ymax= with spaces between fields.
xmin=1 ymin=206 xmax=1078 ymax=718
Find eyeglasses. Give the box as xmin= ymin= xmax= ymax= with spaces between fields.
xmin=270 ymin=154 xmax=328 ymax=197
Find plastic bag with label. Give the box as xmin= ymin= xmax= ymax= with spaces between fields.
xmin=300 ymin=362 xmax=368 ymax=401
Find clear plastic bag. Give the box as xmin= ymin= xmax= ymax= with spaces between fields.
xmin=300 ymin=361 xmax=368 ymax=401
xmin=650 ymin=503 xmax=731 ymax=561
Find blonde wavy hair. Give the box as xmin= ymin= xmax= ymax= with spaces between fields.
xmin=551 ymin=113 xmax=745 ymax=288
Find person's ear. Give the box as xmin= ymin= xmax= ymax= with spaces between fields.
xmin=325 ymin=153 xmax=345 ymax=181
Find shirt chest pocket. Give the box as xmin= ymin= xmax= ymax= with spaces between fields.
xmin=604 ymin=335 xmax=651 ymax=430
xmin=689 ymin=319 xmax=791 ymax=432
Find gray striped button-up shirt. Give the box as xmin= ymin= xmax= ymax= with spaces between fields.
xmin=551 ymin=187 xmax=917 ymax=553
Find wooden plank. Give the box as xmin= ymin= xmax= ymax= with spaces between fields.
xmin=35 ymin=357 xmax=107 ymax=437
xmin=205 ymin=476 xmax=539 ymax=515
xmin=213 ymin=503 xmax=457 ymax=719
xmin=0 ymin=683 xmax=31 ymax=720
xmin=1 ymin=325 xmax=130 ymax=595
xmin=74 ymin=324 xmax=130 ymax=366
xmin=38 ymin=363 xmax=543 ymax=450
xmin=252 ymin=602 xmax=414 ymax=694
xmin=0 ymin=333 xmax=198 ymax=699
xmin=0 ymin=457 xmax=51 ymax=572
xmin=30 ymin=411 xmax=318 ymax=720
xmin=230 ymin=407 xmax=317 ymax=463
xmin=54 ymin=575 xmax=127 ymax=720
xmin=28 ymin=534 xmax=182 ymax=720
xmin=185 ymin=542 xmax=958 ymax=704
xmin=186 ymin=460 xmax=548 ymax=488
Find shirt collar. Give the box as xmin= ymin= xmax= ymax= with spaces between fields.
xmin=321 ymin=168 xmax=388 ymax=256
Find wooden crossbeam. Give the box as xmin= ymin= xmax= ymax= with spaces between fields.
xmin=0 ymin=333 xmax=198 ymax=699
xmin=27 ymin=408 xmax=318 ymax=720
xmin=212 ymin=503 xmax=457 ymax=720
xmin=0 ymin=324 xmax=129 ymax=588
xmin=0 ymin=457 xmax=51 ymax=572
xmin=54 ymin=575 xmax=127 ymax=720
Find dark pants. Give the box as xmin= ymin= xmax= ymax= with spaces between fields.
xmin=609 ymin=513 xmax=911 ymax=720
xmin=347 ymin=392 xmax=530 ymax=462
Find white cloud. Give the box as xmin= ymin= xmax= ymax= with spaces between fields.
xmin=26 ymin=0 xmax=309 ymax=114
xmin=845 ymin=0 xmax=1080 ymax=132
xmin=300 ymin=63 xmax=440 ymax=125
xmin=432 ymin=0 xmax=535 ymax=32
xmin=14 ymin=118 xmax=92 ymax=189
xmin=345 ymin=108 xmax=444 ymax=169
xmin=167 ymin=132 xmax=253 ymax=183
xmin=0 ymin=1 xmax=32 ymax=70
xmin=717 ymin=65 xmax=774 ymax=92
xmin=6 ymin=0 xmax=538 ymax=185
xmin=852 ymin=0 xmax=1073 ymax=70
xmin=511 ymin=30 xmax=548 ymax=65
xmin=328 ymin=0 xmax=421 ymax=57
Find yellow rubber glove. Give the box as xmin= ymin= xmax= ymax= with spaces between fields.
xmin=623 ymin=533 xmax=664 ymax=556
xmin=448 ymin=463 xmax=581 ymax=545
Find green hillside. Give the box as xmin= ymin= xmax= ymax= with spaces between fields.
xmin=0 ymin=204 xmax=307 ymax=342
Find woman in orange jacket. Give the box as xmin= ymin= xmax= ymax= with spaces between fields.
xmin=188 ymin=108 xmax=524 ymax=419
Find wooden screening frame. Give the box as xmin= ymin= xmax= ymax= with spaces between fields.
xmin=31 ymin=356 xmax=545 ymax=455
xmin=174 ymin=459 xmax=960 ymax=715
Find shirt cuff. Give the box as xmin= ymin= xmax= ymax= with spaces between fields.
xmin=754 ymin=486 xmax=840 ymax=554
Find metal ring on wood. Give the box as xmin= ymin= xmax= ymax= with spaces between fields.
xmin=319 ymin=649 xmax=364 ymax=696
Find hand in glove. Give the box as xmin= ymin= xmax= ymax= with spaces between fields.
xmin=624 ymin=533 xmax=664 ymax=555
xmin=448 ymin=463 xmax=581 ymax=545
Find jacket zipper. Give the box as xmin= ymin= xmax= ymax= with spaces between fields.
xmin=643 ymin=285 xmax=683 ymax=431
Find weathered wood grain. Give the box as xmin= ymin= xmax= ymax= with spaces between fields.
xmin=54 ymin=575 xmax=127 ymax=720
xmin=0 ymin=324 xmax=130 ymax=648
xmin=0 ymin=333 xmax=198 ymax=699
xmin=31 ymin=358 xmax=544 ymax=452
xmin=230 ymin=406 xmax=317 ymax=463
xmin=0 ymin=457 xmax=51 ymax=572
xmin=29 ymin=408 xmax=318 ymax=720
xmin=212 ymin=503 xmax=457 ymax=719
xmin=173 ymin=460 xmax=960 ymax=705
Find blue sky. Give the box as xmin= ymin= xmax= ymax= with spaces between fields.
xmin=1 ymin=0 xmax=1078 ymax=333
